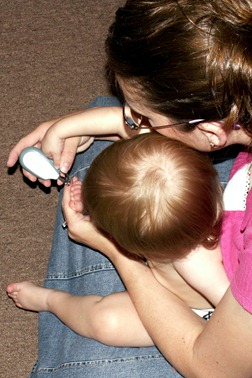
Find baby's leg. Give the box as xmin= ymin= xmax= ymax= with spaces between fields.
xmin=7 ymin=282 xmax=153 ymax=347
xmin=69 ymin=176 xmax=84 ymax=213
xmin=90 ymin=291 xmax=154 ymax=347
xmin=6 ymin=282 xmax=52 ymax=312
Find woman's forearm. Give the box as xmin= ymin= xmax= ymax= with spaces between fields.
xmin=110 ymin=253 xmax=203 ymax=377
xmin=49 ymin=106 xmax=127 ymax=139
xmin=110 ymin=252 xmax=252 ymax=378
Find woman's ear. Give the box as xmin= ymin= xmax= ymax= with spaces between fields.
xmin=197 ymin=122 xmax=228 ymax=149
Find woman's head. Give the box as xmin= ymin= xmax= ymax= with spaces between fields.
xmin=83 ymin=133 xmax=223 ymax=262
xmin=106 ymin=0 xmax=252 ymax=145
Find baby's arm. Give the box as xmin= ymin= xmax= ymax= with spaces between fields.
xmin=173 ymin=244 xmax=230 ymax=307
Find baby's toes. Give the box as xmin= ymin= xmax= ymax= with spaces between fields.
xmin=6 ymin=282 xmax=19 ymax=294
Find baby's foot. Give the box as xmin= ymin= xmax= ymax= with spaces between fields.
xmin=69 ymin=176 xmax=84 ymax=213
xmin=6 ymin=281 xmax=51 ymax=312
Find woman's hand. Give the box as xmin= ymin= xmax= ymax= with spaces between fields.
xmin=40 ymin=113 xmax=97 ymax=175
xmin=7 ymin=118 xmax=58 ymax=187
xmin=7 ymin=112 xmax=95 ymax=187
xmin=62 ymin=179 xmax=118 ymax=257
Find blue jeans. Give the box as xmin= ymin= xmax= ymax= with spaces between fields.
xmin=29 ymin=96 xmax=237 ymax=378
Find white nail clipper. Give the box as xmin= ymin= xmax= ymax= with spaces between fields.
xmin=19 ymin=147 xmax=70 ymax=185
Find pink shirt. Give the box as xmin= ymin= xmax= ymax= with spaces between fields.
xmin=221 ymin=151 xmax=252 ymax=313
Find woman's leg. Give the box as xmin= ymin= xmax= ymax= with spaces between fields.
xmin=29 ymin=96 xmax=183 ymax=378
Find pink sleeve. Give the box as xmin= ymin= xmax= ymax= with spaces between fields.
xmin=231 ymin=195 xmax=252 ymax=314
xmin=225 ymin=152 xmax=252 ymax=313
xmin=231 ymin=252 xmax=252 ymax=314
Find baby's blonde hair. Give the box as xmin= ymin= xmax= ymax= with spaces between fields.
xmin=83 ymin=133 xmax=222 ymax=262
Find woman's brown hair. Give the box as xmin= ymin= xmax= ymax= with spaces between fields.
xmin=106 ymin=0 xmax=252 ymax=132
xmin=83 ymin=133 xmax=222 ymax=262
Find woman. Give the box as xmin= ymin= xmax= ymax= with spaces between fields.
xmin=7 ymin=0 xmax=252 ymax=377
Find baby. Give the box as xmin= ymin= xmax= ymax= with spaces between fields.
xmin=7 ymin=133 xmax=229 ymax=347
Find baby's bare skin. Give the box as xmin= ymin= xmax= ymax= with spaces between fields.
xmin=6 ymin=281 xmax=52 ymax=312
xmin=6 ymin=175 xmax=228 ymax=349
xmin=6 ymin=177 xmax=84 ymax=313
xmin=7 ymin=176 xmax=225 ymax=312
xmin=69 ymin=176 xmax=84 ymax=213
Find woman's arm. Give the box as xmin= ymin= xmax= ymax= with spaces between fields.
xmin=111 ymin=255 xmax=252 ymax=378
xmin=7 ymin=105 xmax=144 ymax=186
xmin=40 ymin=106 xmax=134 ymax=170
xmin=62 ymin=184 xmax=252 ymax=378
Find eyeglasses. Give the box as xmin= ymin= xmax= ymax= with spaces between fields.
xmin=122 ymin=103 xmax=205 ymax=131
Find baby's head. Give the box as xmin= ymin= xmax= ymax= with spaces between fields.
xmin=83 ymin=133 xmax=222 ymax=262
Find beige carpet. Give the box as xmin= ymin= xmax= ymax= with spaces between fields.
xmin=1 ymin=1 xmax=122 ymax=377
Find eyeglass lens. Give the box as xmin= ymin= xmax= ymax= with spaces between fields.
xmin=124 ymin=105 xmax=142 ymax=129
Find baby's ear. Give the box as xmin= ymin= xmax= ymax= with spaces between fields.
xmin=197 ymin=122 xmax=228 ymax=149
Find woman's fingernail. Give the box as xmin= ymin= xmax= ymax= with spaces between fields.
xmin=61 ymin=163 xmax=69 ymax=173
